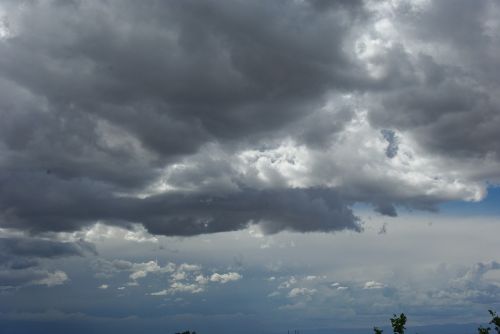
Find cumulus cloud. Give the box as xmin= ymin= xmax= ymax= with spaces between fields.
xmin=91 ymin=258 xmax=175 ymax=282
xmin=0 ymin=0 xmax=499 ymax=242
xmin=278 ymin=276 xmax=298 ymax=289
xmin=34 ymin=270 xmax=68 ymax=287
xmin=150 ymin=269 xmax=242 ymax=296
xmin=288 ymin=287 xmax=317 ymax=298
xmin=128 ymin=261 xmax=175 ymax=282
xmin=363 ymin=280 xmax=386 ymax=289
xmin=0 ymin=0 xmax=360 ymax=238
xmin=92 ymin=256 xmax=242 ymax=295
xmin=210 ymin=272 xmax=242 ymax=284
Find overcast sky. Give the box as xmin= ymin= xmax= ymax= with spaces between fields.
xmin=1 ymin=0 xmax=500 ymax=333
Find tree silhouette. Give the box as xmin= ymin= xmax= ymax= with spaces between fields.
xmin=478 ymin=326 xmax=491 ymax=334
xmin=489 ymin=310 xmax=500 ymax=334
xmin=373 ymin=309 xmax=500 ymax=334
xmin=390 ymin=313 xmax=407 ymax=334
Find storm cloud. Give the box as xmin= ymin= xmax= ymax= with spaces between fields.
xmin=1 ymin=0 xmax=500 ymax=240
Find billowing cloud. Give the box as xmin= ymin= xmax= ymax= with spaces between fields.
xmin=0 ymin=174 xmax=361 ymax=235
xmin=1 ymin=2 xmax=500 ymax=332
xmin=0 ymin=0 xmax=499 ymax=242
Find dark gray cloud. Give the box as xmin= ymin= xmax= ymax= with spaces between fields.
xmin=0 ymin=0 xmax=364 ymax=168
xmin=0 ymin=236 xmax=96 ymax=282
xmin=0 ymin=237 xmax=96 ymax=260
xmin=141 ymin=188 xmax=361 ymax=236
xmin=0 ymin=0 xmax=369 ymax=235
xmin=0 ymin=236 xmax=92 ymax=287
xmin=0 ymin=268 xmax=68 ymax=287
xmin=0 ymin=169 xmax=360 ymax=235
xmin=1 ymin=0 xmax=500 ymax=240
xmin=373 ymin=203 xmax=397 ymax=217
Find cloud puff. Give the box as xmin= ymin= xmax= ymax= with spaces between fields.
xmin=363 ymin=280 xmax=386 ymax=289
xmin=288 ymin=287 xmax=317 ymax=298
xmin=92 ymin=258 xmax=175 ymax=282
xmin=126 ymin=260 xmax=174 ymax=281
xmin=209 ymin=272 xmax=242 ymax=284
xmin=151 ymin=271 xmax=242 ymax=296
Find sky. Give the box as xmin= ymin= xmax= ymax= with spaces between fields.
xmin=1 ymin=0 xmax=500 ymax=333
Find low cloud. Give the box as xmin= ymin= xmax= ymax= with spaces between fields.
xmin=0 ymin=237 xmax=96 ymax=260
xmin=0 ymin=236 xmax=90 ymax=288
xmin=210 ymin=272 xmax=242 ymax=284
xmin=288 ymin=287 xmax=317 ymax=298
xmin=151 ymin=282 xmax=204 ymax=296
xmin=0 ymin=268 xmax=68 ymax=288
xmin=363 ymin=281 xmax=386 ymax=289
xmin=1 ymin=1 xmax=500 ymax=309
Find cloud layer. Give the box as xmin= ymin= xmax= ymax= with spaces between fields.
xmin=1 ymin=0 xmax=500 ymax=239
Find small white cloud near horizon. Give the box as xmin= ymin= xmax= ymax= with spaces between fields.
xmin=210 ymin=272 xmax=242 ymax=284
xmin=363 ymin=281 xmax=386 ymax=289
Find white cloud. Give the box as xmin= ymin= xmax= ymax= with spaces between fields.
xmin=178 ymin=263 xmax=202 ymax=272
xmin=331 ymin=282 xmax=348 ymax=290
xmin=129 ymin=261 xmax=162 ymax=281
xmin=57 ymin=223 xmax=158 ymax=244
xmin=127 ymin=260 xmax=175 ymax=282
xmin=288 ymin=287 xmax=317 ymax=298
xmin=151 ymin=282 xmax=204 ymax=296
xmin=171 ymin=271 xmax=187 ymax=281
xmin=278 ymin=276 xmax=297 ymax=289
xmin=170 ymin=282 xmax=204 ymax=294
xmin=210 ymin=272 xmax=242 ymax=284
xmin=98 ymin=284 xmax=109 ymax=289
xmin=150 ymin=289 xmax=168 ymax=296
xmin=34 ymin=271 xmax=68 ymax=287
xmin=363 ymin=281 xmax=386 ymax=289
xmin=195 ymin=275 xmax=209 ymax=285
